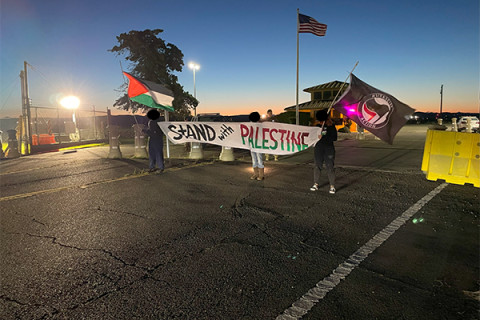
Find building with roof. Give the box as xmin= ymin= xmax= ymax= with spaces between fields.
xmin=284 ymin=80 xmax=357 ymax=131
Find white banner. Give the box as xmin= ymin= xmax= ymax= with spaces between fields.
xmin=157 ymin=122 xmax=321 ymax=155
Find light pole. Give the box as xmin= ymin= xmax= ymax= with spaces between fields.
xmin=439 ymin=84 xmax=443 ymax=115
xmin=188 ymin=62 xmax=200 ymax=116
xmin=60 ymin=96 xmax=80 ymax=141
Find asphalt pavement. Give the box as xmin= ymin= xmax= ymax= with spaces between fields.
xmin=0 ymin=125 xmax=478 ymax=319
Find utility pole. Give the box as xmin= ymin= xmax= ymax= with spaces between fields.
xmin=20 ymin=70 xmax=26 ymax=152
xmin=20 ymin=61 xmax=32 ymax=154
xmin=20 ymin=70 xmax=31 ymax=154
xmin=440 ymin=84 xmax=443 ymax=116
xmin=24 ymin=61 xmax=32 ymax=153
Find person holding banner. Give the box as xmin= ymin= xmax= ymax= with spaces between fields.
xmin=310 ymin=109 xmax=337 ymax=194
xmin=248 ymin=111 xmax=265 ymax=180
xmin=144 ymin=109 xmax=165 ymax=173
xmin=262 ymin=109 xmax=278 ymax=162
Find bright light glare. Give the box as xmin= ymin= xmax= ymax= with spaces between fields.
xmin=188 ymin=62 xmax=200 ymax=70
xmin=60 ymin=96 xmax=80 ymax=109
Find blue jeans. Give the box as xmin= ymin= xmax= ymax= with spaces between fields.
xmin=149 ymin=137 xmax=164 ymax=170
xmin=251 ymin=151 xmax=264 ymax=168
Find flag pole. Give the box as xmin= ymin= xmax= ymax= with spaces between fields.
xmin=296 ymin=8 xmax=300 ymax=125
xmin=319 ymin=61 xmax=359 ymax=134
xmin=164 ymin=110 xmax=170 ymax=159
xmin=326 ymin=61 xmax=359 ymax=115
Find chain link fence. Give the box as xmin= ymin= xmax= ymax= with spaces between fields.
xmin=0 ymin=107 xmax=144 ymax=154
xmin=23 ymin=106 xmax=108 ymax=144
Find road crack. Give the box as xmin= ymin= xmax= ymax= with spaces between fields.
xmin=21 ymin=232 xmax=149 ymax=272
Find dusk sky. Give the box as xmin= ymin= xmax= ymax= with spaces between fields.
xmin=1 ymin=0 xmax=478 ymax=119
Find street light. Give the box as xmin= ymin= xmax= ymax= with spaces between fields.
xmin=188 ymin=62 xmax=200 ymax=116
xmin=60 ymin=95 xmax=80 ymax=110
xmin=60 ymin=96 xmax=80 ymax=141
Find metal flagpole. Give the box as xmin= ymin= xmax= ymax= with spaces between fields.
xmin=319 ymin=61 xmax=359 ymax=133
xmin=326 ymin=61 xmax=359 ymax=115
xmin=296 ymin=8 xmax=300 ymax=125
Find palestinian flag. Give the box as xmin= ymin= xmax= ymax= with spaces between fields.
xmin=123 ymin=72 xmax=174 ymax=112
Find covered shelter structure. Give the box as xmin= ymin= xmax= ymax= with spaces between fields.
xmin=284 ymin=80 xmax=357 ymax=132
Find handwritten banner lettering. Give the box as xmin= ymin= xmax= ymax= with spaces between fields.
xmin=158 ymin=122 xmax=321 ymax=155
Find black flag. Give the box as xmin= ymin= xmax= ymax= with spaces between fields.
xmin=332 ymin=74 xmax=415 ymax=144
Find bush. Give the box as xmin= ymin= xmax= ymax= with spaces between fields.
xmin=275 ymin=112 xmax=311 ymax=125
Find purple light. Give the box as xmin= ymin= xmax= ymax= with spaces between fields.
xmin=344 ymin=105 xmax=357 ymax=116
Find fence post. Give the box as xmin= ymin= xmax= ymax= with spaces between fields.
xmin=133 ymin=124 xmax=148 ymax=158
xmin=107 ymin=125 xmax=122 ymax=159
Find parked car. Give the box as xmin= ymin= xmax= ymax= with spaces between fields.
xmin=457 ymin=116 xmax=479 ymax=132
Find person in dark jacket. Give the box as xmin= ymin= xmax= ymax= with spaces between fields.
xmin=145 ymin=109 xmax=164 ymax=172
xmin=310 ymin=109 xmax=337 ymax=194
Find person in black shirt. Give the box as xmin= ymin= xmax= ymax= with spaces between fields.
xmin=310 ymin=109 xmax=337 ymax=194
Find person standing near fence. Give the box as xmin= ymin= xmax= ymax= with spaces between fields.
xmin=310 ymin=109 xmax=337 ymax=194
xmin=144 ymin=109 xmax=164 ymax=173
xmin=263 ymin=109 xmax=278 ymax=161
xmin=248 ymin=111 xmax=265 ymax=180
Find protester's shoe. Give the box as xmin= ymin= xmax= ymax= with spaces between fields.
xmin=329 ymin=186 xmax=336 ymax=194
xmin=148 ymin=168 xmax=155 ymax=173
xmin=310 ymin=184 xmax=319 ymax=191
xmin=256 ymin=168 xmax=265 ymax=180
xmin=250 ymin=167 xmax=259 ymax=180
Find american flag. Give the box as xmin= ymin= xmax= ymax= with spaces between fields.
xmin=298 ymin=13 xmax=327 ymax=37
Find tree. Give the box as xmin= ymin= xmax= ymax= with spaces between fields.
xmin=275 ymin=111 xmax=311 ymax=125
xmin=110 ymin=29 xmax=197 ymax=119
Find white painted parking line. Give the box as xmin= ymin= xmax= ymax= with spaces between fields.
xmin=276 ymin=183 xmax=448 ymax=320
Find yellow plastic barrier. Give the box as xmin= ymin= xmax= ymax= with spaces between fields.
xmin=422 ymin=130 xmax=480 ymax=187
